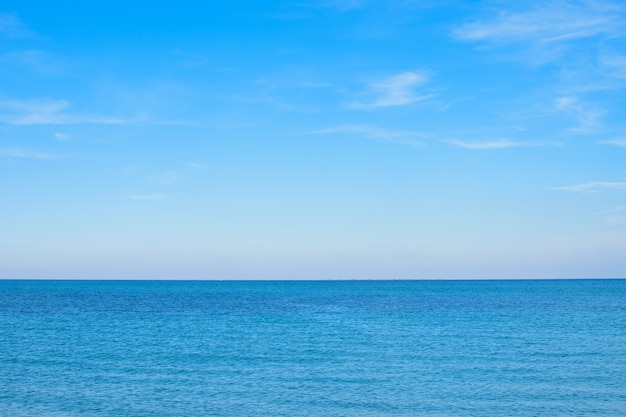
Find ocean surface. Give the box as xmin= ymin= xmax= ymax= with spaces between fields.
xmin=1 ymin=279 xmax=625 ymax=416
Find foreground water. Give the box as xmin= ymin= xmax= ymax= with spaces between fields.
xmin=1 ymin=279 xmax=625 ymax=416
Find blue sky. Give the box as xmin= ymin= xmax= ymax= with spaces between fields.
xmin=1 ymin=0 xmax=626 ymax=279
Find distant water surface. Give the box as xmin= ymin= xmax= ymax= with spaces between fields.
xmin=1 ymin=279 xmax=625 ymax=416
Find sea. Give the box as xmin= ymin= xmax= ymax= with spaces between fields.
xmin=1 ymin=279 xmax=625 ymax=416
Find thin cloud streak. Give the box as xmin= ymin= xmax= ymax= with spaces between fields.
xmin=310 ymin=125 xmax=424 ymax=146
xmin=0 ymin=50 xmax=69 ymax=75
xmin=54 ymin=132 xmax=70 ymax=141
xmin=599 ymin=138 xmax=626 ymax=146
xmin=554 ymin=96 xmax=604 ymax=133
xmin=453 ymin=1 xmax=624 ymax=45
xmin=149 ymin=170 xmax=182 ymax=186
xmin=296 ymin=0 xmax=363 ymax=12
xmin=127 ymin=194 xmax=166 ymax=200
xmin=0 ymin=98 xmax=131 ymax=125
xmin=0 ymin=148 xmax=54 ymax=159
xmin=596 ymin=205 xmax=626 ymax=215
xmin=348 ymin=71 xmax=430 ymax=109
xmin=187 ymin=162 xmax=206 ymax=169
xmin=0 ymin=13 xmax=37 ymax=39
xmin=443 ymin=138 xmax=544 ymax=150
xmin=600 ymin=53 xmax=626 ymax=79
xmin=604 ymin=215 xmax=626 ymax=225
xmin=594 ymin=205 xmax=626 ymax=225
xmin=555 ymin=180 xmax=626 ymax=192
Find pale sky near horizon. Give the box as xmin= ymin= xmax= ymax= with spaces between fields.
xmin=1 ymin=0 xmax=626 ymax=279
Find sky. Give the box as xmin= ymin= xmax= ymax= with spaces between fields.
xmin=1 ymin=0 xmax=626 ymax=279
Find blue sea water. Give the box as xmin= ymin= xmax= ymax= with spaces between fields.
xmin=1 ymin=279 xmax=625 ymax=416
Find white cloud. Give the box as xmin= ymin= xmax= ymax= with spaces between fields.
xmin=349 ymin=71 xmax=430 ymax=109
xmin=171 ymin=50 xmax=209 ymax=67
xmin=554 ymin=96 xmax=576 ymax=110
xmin=599 ymin=138 xmax=626 ymax=146
xmin=187 ymin=162 xmax=206 ymax=169
xmin=555 ymin=180 xmax=626 ymax=192
xmin=594 ymin=206 xmax=626 ymax=225
xmin=0 ymin=98 xmax=128 ymax=125
xmin=0 ymin=13 xmax=36 ymax=38
xmin=597 ymin=205 xmax=626 ymax=215
xmin=0 ymin=50 xmax=69 ymax=75
xmin=54 ymin=132 xmax=70 ymax=141
xmin=310 ymin=124 xmax=424 ymax=145
xmin=604 ymin=215 xmax=626 ymax=224
xmin=443 ymin=138 xmax=543 ymax=150
xmin=453 ymin=1 xmax=623 ymax=45
xmin=149 ymin=170 xmax=182 ymax=185
xmin=0 ymin=98 xmax=70 ymax=124
xmin=600 ymin=53 xmax=626 ymax=78
xmin=554 ymin=95 xmax=604 ymax=133
xmin=297 ymin=0 xmax=363 ymax=12
xmin=0 ymin=148 xmax=54 ymax=159
xmin=153 ymin=120 xmax=200 ymax=127
xmin=127 ymin=194 xmax=166 ymax=200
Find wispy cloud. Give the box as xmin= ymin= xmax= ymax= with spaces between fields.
xmin=453 ymin=1 xmax=624 ymax=45
xmin=554 ymin=96 xmax=604 ymax=133
xmin=597 ymin=205 xmax=626 ymax=224
xmin=555 ymin=180 xmax=626 ymax=192
xmin=0 ymin=98 xmax=129 ymax=125
xmin=348 ymin=71 xmax=430 ymax=109
xmin=0 ymin=148 xmax=54 ymax=159
xmin=604 ymin=215 xmax=626 ymax=225
xmin=127 ymin=194 xmax=166 ymax=201
xmin=0 ymin=98 xmax=70 ymax=123
xmin=0 ymin=13 xmax=36 ymax=39
xmin=153 ymin=120 xmax=201 ymax=127
xmin=600 ymin=53 xmax=626 ymax=79
xmin=599 ymin=138 xmax=626 ymax=146
xmin=187 ymin=162 xmax=206 ymax=169
xmin=443 ymin=138 xmax=544 ymax=150
xmin=296 ymin=0 xmax=363 ymax=13
xmin=171 ymin=50 xmax=209 ymax=67
xmin=149 ymin=170 xmax=182 ymax=185
xmin=0 ymin=50 xmax=69 ymax=75
xmin=596 ymin=205 xmax=626 ymax=215
xmin=310 ymin=124 xmax=424 ymax=146
xmin=54 ymin=132 xmax=70 ymax=141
